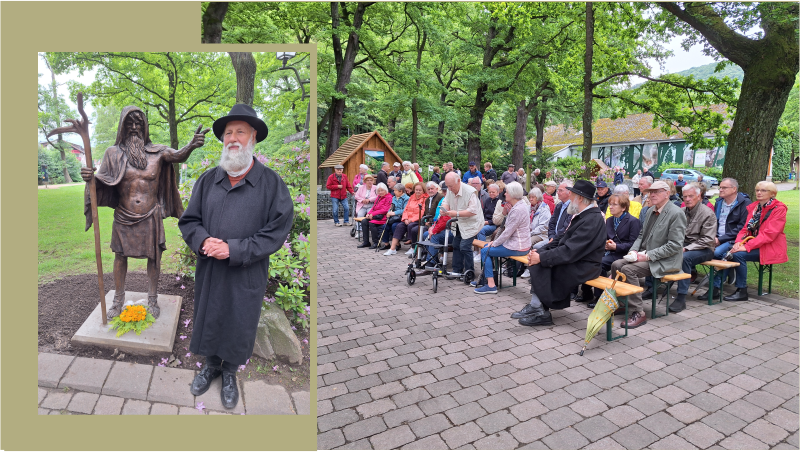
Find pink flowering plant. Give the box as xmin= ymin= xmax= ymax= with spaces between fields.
xmin=172 ymin=141 xmax=311 ymax=328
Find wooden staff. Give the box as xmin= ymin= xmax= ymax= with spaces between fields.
xmin=47 ymin=93 xmax=107 ymax=324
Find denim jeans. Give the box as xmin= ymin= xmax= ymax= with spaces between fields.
xmin=331 ymin=197 xmax=350 ymax=224
xmin=479 ymin=244 xmax=528 ymax=279
xmin=477 ymin=224 xmax=497 ymax=241
xmin=452 ymin=232 xmax=476 ymax=274
xmin=713 ymin=241 xmax=760 ymax=289
xmin=679 ymin=248 xmax=715 ymax=294
xmin=425 ymin=230 xmax=454 ymax=263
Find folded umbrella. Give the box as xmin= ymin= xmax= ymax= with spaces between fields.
xmin=580 ymin=271 xmax=624 ymax=356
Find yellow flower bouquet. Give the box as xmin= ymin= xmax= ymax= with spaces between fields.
xmin=108 ymin=305 xmax=155 ymax=337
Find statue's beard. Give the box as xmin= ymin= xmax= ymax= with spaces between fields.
xmin=220 ymin=136 xmax=255 ymax=176
xmin=123 ymin=134 xmax=148 ymax=170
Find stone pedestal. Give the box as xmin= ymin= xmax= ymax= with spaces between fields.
xmin=71 ymin=291 xmax=181 ymax=354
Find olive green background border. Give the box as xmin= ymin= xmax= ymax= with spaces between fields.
xmin=2 ymin=2 xmax=317 ymax=450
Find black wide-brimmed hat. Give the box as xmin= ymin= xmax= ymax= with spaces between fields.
xmin=567 ymin=179 xmax=597 ymax=200
xmin=212 ymin=104 xmax=269 ymax=143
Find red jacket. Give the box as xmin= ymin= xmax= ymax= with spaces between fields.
xmin=736 ymin=199 xmax=788 ymax=265
xmin=430 ymin=215 xmax=452 ymax=235
xmin=543 ymin=193 xmax=555 ymax=214
xmin=368 ymin=194 xmax=394 ymax=225
xmin=326 ymin=173 xmax=354 ymax=199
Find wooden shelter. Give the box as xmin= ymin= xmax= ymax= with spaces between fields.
xmin=319 ymin=131 xmax=402 ymax=179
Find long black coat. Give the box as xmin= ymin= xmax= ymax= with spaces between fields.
xmin=178 ymin=159 xmax=294 ymax=365
xmin=530 ymin=206 xmax=605 ymax=309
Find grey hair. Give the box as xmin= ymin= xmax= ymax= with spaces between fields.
xmin=613 ymin=184 xmax=630 ymax=195
xmin=488 ymin=183 xmax=499 ymax=192
xmin=359 ymin=164 xmax=369 ymax=171
xmin=640 ymin=176 xmax=654 ymax=185
xmin=505 ymin=182 xmax=524 ymax=200
xmin=402 ymin=160 xmax=412 ymax=167
xmin=528 ymin=187 xmax=543 ymax=201
xmin=683 ymin=182 xmax=702 ymax=196
xmin=393 ymin=184 xmax=406 ymax=192
xmin=387 ymin=176 xmax=397 ymax=183
xmin=376 ymin=183 xmax=389 ymax=193
xmin=722 ymin=177 xmax=738 ymax=190
xmin=426 ymin=181 xmax=439 ymax=190
xmin=560 ymin=179 xmax=574 ymax=188
xmin=382 ymin=162 xmax=390 ymax=168
xmin=468 ymin=177 xmax=481 ymax=185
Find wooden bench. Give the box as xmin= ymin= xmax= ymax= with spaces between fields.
xmin=755 ymin=263 xmax=774 ymax=296
xmin=584 ymin=276 xmax=643 ymax=341
xmin=699 ymin=260 xmax=740 ymax=305
xmin=472 ymin=240 xmax=529 ymax=288
xmin=650 ymin=273 xmax=691 ymax=318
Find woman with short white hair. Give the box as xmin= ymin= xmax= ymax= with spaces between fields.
xmin=400 ymin=161 xmax=419 ymax=185
xmin=472 ymin=182 xmax=531 ymax=294
xmin=353 ymin=164 xmax=370 ymax=188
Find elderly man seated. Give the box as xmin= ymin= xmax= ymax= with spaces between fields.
xmin=671 ymin=182 xmax=717 ymax=312
xmin=533 ymin=180 xmax=573 ymax=250
xmin=528 ymin=187 xmax=551 ymax=247
xmin=511 ymin=180 xmax=606 ymax=326
xmin=610 ymin=181 xmax=687 ymax=328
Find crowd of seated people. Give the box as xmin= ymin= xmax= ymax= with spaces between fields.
xmin=333 ymin=163 xmax=788 ymax=329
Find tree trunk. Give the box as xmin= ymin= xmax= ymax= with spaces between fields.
xmin=659 ymin=2 xmax=799 ymax=198
xmin=581 ymin=2 xmax=594 ymax=180
xmin=512 ymin=99 xmax=533 ymax=170
xmin=533 ymin=109 xmax=547 ymax=155
xmin=465 ymin=85 xmax=490 ymax=165
xmin=228 ymin=52 xmax=256 ymax=106
xmin=723 ymin=68 xmax=796 ymax=197
xmin=411 ymin=30 xmax=427 ymax=163
xmin=47 ymin=62 xmax=72 ymax=183
xmin=325 ymin=1 xmax=372 ymax=176
xmin=387 ymin=118 xmax=396 ymax=148
xmin=202 ymin=2 xmax=229 ymax=44
xmin=436 ymin=119 xmax=445 ymax=154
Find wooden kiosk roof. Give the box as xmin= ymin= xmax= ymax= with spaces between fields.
xmin=319 ymin=131 xmax=402 ymax=169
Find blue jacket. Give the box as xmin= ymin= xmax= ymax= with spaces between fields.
xmin=391 ymin=193 xmax=409 ymax=216
xmin=714 ymin=192 xmax=751 ymax=244
xmin=462 ymin=170 xmax=482 ymax=183
xmin=548 ymin=201 xmax=573 ymax=240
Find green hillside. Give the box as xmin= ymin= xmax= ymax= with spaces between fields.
xmin=674 ymin=62 xmax=744 ymax=82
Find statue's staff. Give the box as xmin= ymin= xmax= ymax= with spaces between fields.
xmin=47 ymin=92 xmax=108 ymax=324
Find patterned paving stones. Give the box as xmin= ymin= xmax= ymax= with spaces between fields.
xmin=317 ymin=220 xmax=799 ymax=449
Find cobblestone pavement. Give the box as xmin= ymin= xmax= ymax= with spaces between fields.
xmin=38 ymin=353 xmax=310 ymax=415
xmin=316 ymin=220 xmax=799 ymax=449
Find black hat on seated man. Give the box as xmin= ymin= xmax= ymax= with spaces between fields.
xmin=212 ymin=103 xmax=269 ymax=143
xmin=567 ymin=179 xmax=597 ymax=200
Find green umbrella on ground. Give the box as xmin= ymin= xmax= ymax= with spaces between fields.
xmin=580 ymin=271 xmax=625 ymax=356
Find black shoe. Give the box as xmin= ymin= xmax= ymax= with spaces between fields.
xmin=519 ymin=311 xmax=554 ymax=326
xmin=511 ymin=304 xmax=538 ymax=319
xmin=190 ymin=364 xmax=222 ymax=396
xmin=575 ymin=293 xmax=595 ymax=303
xmin=587 ymin=302 xmax=597 ymax=309
xmin=357 ymin=242 xmax=371 ymax=248
xmin=669 ymin=294 xmax=687 ymax=313
xmin=378 ymin=243 xmax=390 ymax=250
xmin=641 ymin=288 xmax=654 ymax=299
xmin=369 ymin=244 xmax=378 ymax=249
xmin=724 ymin=288 xmax=749 ymax=302
xmin=569 ymin=292 xmax=577 ymax=301
xmin=696 ymin=288 xmax=721 ymax=300
xmin=221 ymin=371 xmax=239 ymax=409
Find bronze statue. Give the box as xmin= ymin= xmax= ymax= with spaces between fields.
xmin=81 ymin=107 xmax=209 ymax=319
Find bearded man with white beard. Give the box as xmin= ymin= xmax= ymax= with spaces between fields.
xmin=81 ymin=107 xmax=209 ymax=319
xmin=178 ymin=104 xmax=294 ymax=409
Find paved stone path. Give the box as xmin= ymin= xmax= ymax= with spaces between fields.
xmin=38 ymin=353 xmax=310 ymax=415
xmin=317 ymin=220 xmax=799 ymax=449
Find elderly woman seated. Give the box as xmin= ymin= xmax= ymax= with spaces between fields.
xmin=384 ymin=182 xmax=428 ymax=255
xmin=710 ymin=181 xmax=788 ymax=301
xmin=400 ymin=161 xmax=420 ymax=185
xmin=476 ymin=183 xmax=502 ymax=241
xmin=578 ymin=194 xmax=642 ymax=306
xmin=378 ymin=183 xmax=410 ymax=250
xmin=605 ymin=184 xmax=641 ymax=219
xmin=528 ymin=187 xmax=551 ymax=246
xmin=472 ymin=182 xmax=531 ymax=294
xmin=354 ymin=174 xmax=377 ymax=218
xmin=353 ymin=163 xmax=370 ymax=188
xmin=357 ymin=183 xmax=394 ymax=249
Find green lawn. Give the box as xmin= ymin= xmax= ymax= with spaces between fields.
xmin=38 ymin=185 xmax=183 ymax=283
xmin=765 ymin=190 xmax=799 ymax=298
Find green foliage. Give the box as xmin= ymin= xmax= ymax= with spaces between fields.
xmin=91 ymin=104 xmax=122 ymax=163
xmin=673 ymin=62 xmax=744 ymax=83
xmin=38 ymin=146 xmax=81 ymax=184
xmin=548 ymin=157 xmax=599 ymax=182
xmin=772 ymin=137 xmax=793 ymax=182
xmin=107 ymin=309 xmax=156 ymax=337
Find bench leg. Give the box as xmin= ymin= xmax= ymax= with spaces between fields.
xmin=758 ymin=264 xmax=773 ymax=296
xmin=707 ymin=266 xmax=722 ymax=306
xmin=606 ymin=296 xmax=629 ymax=342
